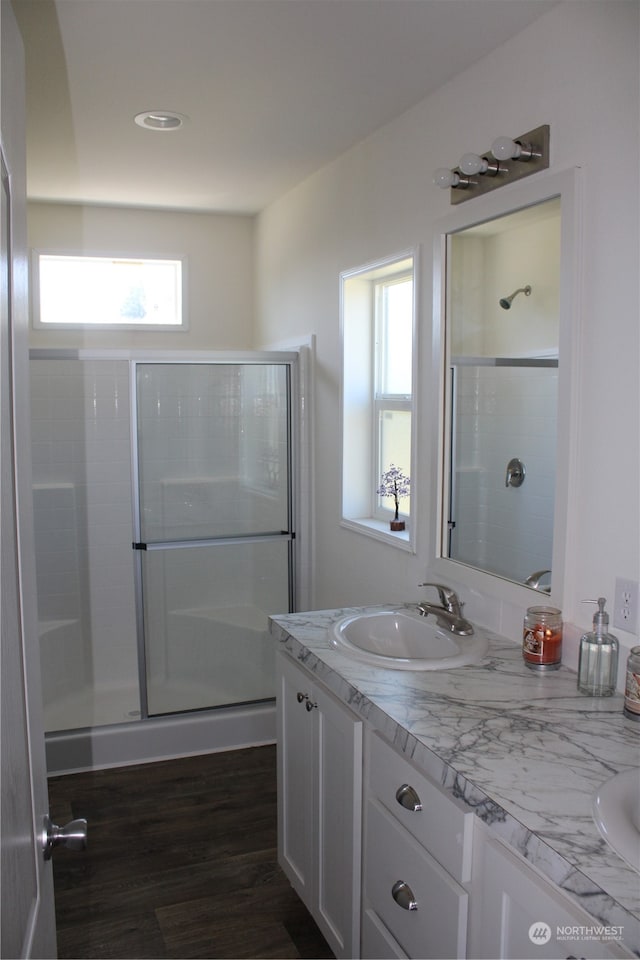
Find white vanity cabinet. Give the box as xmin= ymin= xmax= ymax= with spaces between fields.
xmin=275 ymin=651 xmax=363 ymax=960
xmin=361 ymin=730 xmax=474 ymax=959
xmin=468 ymin=825 xmax=635 ymax=960
xmin=275 ymin=645 xmax=637 ymax=960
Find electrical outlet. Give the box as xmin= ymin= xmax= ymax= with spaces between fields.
xmin=613 ymin=577 xmax=639 ymax=634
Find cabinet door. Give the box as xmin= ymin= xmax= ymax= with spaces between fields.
xmin=469 ymin=831 xmax=634 ymax=960
xmin=276 ymin=652 xmax=315 ymax=901
xmin=276 ymin=652 xmax=363 ymax=960
xmin=314 ymin=678 xmax=363 ymax=959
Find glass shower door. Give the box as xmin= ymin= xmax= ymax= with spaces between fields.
xmin=134 ymin=362 xmax=293 ymax=716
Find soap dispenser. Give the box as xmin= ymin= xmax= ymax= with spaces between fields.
xmin=577 ymin=598 xmax=619 ymax=697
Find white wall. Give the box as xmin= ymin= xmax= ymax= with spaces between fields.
xmin=255 ymin=2 xmax=640 ymax=666
xmin=28 ymin=201 xmax=255 ymax=350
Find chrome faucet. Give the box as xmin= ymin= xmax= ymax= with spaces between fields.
xmin=417 ymin=582 xmax=474 ymax=636
xmin=524 ymin=569 xmax=552 ymax=592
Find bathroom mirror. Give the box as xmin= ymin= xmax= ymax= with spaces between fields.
xmin=434 ymin=170 xmax=579 ymax=595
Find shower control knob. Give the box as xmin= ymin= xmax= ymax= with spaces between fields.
xmin=505 ymin=457 xmax=526 ymax=488
xmin=42 ymin=814 xmax=88 ymax=860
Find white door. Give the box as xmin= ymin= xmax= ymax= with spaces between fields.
xmin=1 ymin=4 xmax=57 ymax=955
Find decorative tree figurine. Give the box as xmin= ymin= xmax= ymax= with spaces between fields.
xmin=377 ymin=464 xmax=410 ymax=531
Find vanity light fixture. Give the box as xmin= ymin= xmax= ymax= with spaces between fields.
xmin=134 ymin=111 xmax=188 ymax=131
xmin=433 ymin=124 xmax=549 ymax=205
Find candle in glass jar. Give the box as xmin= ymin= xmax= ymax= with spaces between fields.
xmin=624 ymin=646 xmax=640 ymax=720
xmin=522 ymin=606 xmax=562 ymax=671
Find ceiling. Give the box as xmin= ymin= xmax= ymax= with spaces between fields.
xmin=15 ymin=0 xmax=557 ymax=215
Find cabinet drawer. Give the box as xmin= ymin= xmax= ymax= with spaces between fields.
xmin=368 ymin=731 xmax=473 ymax=883
xmin=362 ymin=909 xmax=408 ymax=959
xmin=364 ymin=799 xmax=468 ymax=960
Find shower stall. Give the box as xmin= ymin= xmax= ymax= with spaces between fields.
xmin=30 ymin=350 xmax=306 ymax=772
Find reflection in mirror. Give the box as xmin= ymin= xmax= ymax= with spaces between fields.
xmin=443 ymin=198 xmax=561 ymax=590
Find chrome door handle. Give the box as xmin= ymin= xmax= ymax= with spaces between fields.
xmin=392 ymin=880 xmax=418 ymax=911
xmin=42 ymin=814 xmax=87 ymax=860
xmin=395 ymin=783 xmax=422 ymax=812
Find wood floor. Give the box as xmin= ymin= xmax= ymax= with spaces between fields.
xmin=47 ymin=745 xmax=334 ymax=960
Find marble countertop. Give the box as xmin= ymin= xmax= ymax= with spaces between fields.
xmin=270 ymin=604 xmax=640 ymax=955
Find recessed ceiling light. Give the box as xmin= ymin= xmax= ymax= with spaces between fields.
xmin=134 ymin=111 xmax=188 ymax=131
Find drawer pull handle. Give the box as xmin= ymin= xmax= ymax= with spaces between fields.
xmin=396 ymin=783 xmax=422 ymax=812
xmin=296 ymin=692 xmax=307 ymax=703
xmin=305 ymin=699 xmax=317 ymax=711
xmin=392 ymin=880 xmax=418 ymax=911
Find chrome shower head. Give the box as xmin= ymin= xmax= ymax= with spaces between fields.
xmin=499 ymin=285 xmax=532 ymax=310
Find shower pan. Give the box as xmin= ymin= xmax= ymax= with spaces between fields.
xmin=30 ymin=351 xmax=303 ymax=770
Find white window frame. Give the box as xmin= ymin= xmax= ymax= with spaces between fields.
xmin=340 ymin=249 xmax=418 ymax=551
xmin=31 ymin=250 xmax=188 ymax=331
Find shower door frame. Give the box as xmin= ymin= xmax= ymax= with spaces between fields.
xmin=129 ymin=351 xmax=301 ymax=721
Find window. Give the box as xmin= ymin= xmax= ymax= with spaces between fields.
xmin=374 ymin=275 xmax=413 ymax=518
xmin=32 ymin=253 xmax=185 ymax=329
xmin=341 ymin=252 xmax=416 ymax=547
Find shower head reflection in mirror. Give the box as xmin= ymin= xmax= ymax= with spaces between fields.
xmin=499 ymin=285 xmax=532 ymax=310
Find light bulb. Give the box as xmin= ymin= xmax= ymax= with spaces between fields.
xmin=433 ymin=168 xmax=470 ymax=189
xmin=459 ymin=153 xmax=488 ymax=176
xmin=491 ymin=136 xmax=522 ymax=161
xmin=433 ymin=168 xmax=457 ymax=188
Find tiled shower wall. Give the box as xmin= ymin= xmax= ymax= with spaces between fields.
xmin=30 ymin=358 xmax=139 ymax=725
xmin=451 ymin=364 xmax=557 ymax=584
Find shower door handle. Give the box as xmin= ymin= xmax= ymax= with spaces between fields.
xmin=42 ymin=814 xmax=88 ymax=860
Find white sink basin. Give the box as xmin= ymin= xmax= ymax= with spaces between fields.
xmin=592 ymin=768 xmax=640 ymax=872
xmin=330 ymin=609 xmax=488 ymax=671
